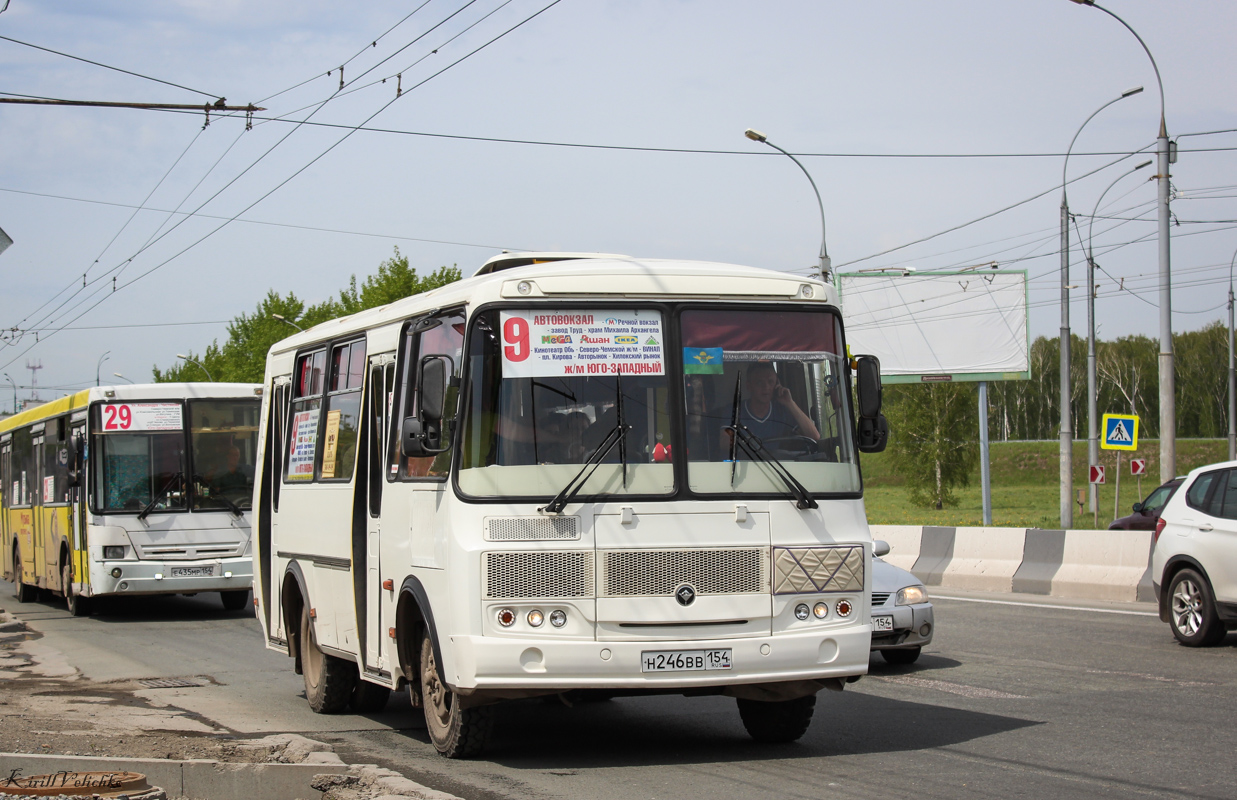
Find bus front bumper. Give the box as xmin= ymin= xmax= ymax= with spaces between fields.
xmin=87 ymin=558 xmax=253 ymax=597
xmin=447 ymin=624 xmax=872 ymax=692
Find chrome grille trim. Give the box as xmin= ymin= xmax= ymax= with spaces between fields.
xmin=484 ymin=516 xmax=580 ymax=542
xmin=599 ymin=548 xmax=769 ymax=597
xmin=482 ymin=551 xmax=594 ymax=599
xmin=772 ymin=546 xmax=864 ymax=594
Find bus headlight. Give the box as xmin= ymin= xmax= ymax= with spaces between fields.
xmin=835 ymin=599 xmax=853 ymax=618
xmin=104 ymin=546 xmax=126 ymax=560
xmin=813 ymin=602 xmax=829 ymax=619
xmin=549 ymin=610 xmax=567 ymax=628
xmin=527 ymin=609 xmax=544 ymax=628
xmin=794 ymin=603 xmax=810 ymax=621
xmin=497 ymin=608 xmax=516 ymax=627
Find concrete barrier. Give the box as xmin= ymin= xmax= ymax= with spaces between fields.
xmin=941 ymin=527 xmax=1027 ymax=593
xmin=871 ymin=524 xmax=1157 ymax=604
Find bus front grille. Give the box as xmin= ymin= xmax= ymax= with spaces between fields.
xmin=599 ymin=548 xmax=768 ymax=597
xmin=483 ymin=551 xmax=594 ymax=599
xmin=484 ymin=516 xmax=580 ymax=541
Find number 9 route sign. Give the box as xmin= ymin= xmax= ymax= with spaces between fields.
xmin=499 ymin=310 xmax=665 ymax=379
xmin=1101 ymin=413 xmax=1139 ymax=451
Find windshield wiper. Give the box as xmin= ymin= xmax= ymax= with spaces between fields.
xmin=138 ymin=471 xmax=184 ymax=521
xmin=725 ymin=424 xmax=819 ymax=510
xmin=542 ymin=371 xmax=629 ymax=514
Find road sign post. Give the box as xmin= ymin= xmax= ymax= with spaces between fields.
xmin=1132 ymin=457 xmax=1147 ymax=499
xmin=1089 ymin=464 xmax=1106 ymax=528
xmin=1101 ymin=414 xmax=1139 ymax=531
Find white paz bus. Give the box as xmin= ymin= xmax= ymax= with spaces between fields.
xmin=253 ymin=253 xmax=889 ymax=757
xmin=2 ymin=383 xmax=262 ymax=616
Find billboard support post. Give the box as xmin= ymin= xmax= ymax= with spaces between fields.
xmin=979 ymin=381 xmax=991 ymax=526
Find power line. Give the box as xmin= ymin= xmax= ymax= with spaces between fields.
xmin=0 ymin=34 xmax=222 ymax=100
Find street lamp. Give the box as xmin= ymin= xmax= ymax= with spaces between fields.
xmin=1069 ymin=0 xmax=1175 ymax=484
xmin=271 ymin=314 xmax=305 ymax=332
xmin=96 ymin=350 xmax=111 ymax=387
xmin=1229 ymin=246 xmax=1237 ymax=461
xmin=112 ymin=372 xmax=135 ymax=384
xmin=744 ymin=129 xmax=831 ymax=281
xmin=1085 ymin=158 xmax=1153 ymax=508
xmin=176 ymin=354 xmax=214 ymax=382
xmin=1058 ymin=86 xmax=1143 ymax=528
xmin=2 ymin=373 xmax=15 ymax=415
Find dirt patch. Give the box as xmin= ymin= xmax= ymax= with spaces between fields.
xmin=0 ymin=611 xmax=329 ymax=765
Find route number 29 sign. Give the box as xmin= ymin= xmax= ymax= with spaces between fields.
xmin=99 ymin=403 xmax=183 ymax=432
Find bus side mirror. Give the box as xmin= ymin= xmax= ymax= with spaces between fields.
xmin=400 ymin=356 xmax=450 ymax=457
xmin=854 ymin=355 xmax=888 ymax=453
xmin=65 ymin=435 xmax=83 ymax=488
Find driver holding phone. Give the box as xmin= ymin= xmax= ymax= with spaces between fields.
xmin=733 ymin=361 xmax=819 ymax=444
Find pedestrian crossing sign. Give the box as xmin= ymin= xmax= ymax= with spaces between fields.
xmin=1101 ymin=413 xmax=1139 ymax=451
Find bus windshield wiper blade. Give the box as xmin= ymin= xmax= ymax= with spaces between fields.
xmin=725 ymin=425 xmax=819 ymax=510
xmin=728 ymin=374 xmax=742 ymax=487
xmin=543 ymin=371 xmax=629 ymax=515
xmin=138 ymin=471 xmax=183 ymax=521
xmin=541 ymin=422 xmax=629 ymax=514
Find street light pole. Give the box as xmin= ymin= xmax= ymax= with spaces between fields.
xmin=3 ymin=373 xmax=15 ymax=415
xmin=1086 ymin=159 xmax=1153 ymax=503
xmin=1070 ymin=0 xmax=1174 ymax=483
xmin=744 ymin=129 xmax=831 ymax=281
xmin=96 ymin=350 xmax=110 ymax=387
xmin=112 ymin=372 xmax=135 ymax=385
xmin=271 ymin=314 xmax=305 ymax=332
xmin=176 ymin=354 xmax=214 ymax=382
xmin=1059 ymin=86 xmax=1143 ymax=528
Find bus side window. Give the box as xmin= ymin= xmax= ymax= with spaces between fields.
xmin=270 ymin=383 xmax=287 ymax=511
xmin=391 ymin=309 xmax=466 ymax=481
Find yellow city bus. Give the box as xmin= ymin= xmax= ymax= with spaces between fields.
xmin=1 ymin=383 xmax=261 ymax=615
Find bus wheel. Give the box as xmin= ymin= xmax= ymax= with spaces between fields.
xmin=420 ymin=631 xmax=492 ymax=758
xmin=220 ymin=589 xmax=251 ymax=612
xmin=12 ymin=547 xmax=34 ymax=604
xmin=300 ymin=606 xmax=354 ymax=713
xmin=62 ymin=562 xmax=90 ymax=617
xmin=736 ymin=695 xmax=817 ymax=743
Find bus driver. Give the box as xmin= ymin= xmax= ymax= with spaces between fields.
xmin=723 ymin=361 xmax=819 ymax=451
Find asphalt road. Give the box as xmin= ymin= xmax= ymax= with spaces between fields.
xmin=4 ymin=583 xmax=1235 ymax=800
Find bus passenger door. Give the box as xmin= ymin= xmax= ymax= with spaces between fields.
xmin=364 ymin=360 xmax=394 ymax=670
xmin=1 ymin=441 xmax=10 ymax=580
xmin=32 ymin=432 xmax=47 ymax=587
xmin=70 ymin=422 xmax=87 ymax=593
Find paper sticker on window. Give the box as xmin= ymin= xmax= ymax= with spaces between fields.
xmin=683 ymin=347 xmax=724 ymax=374
xmin=499 ymin=310 xmax=665 ymax=379
xmin=321 ymin=409 xmax=342 ymax=478
xmin=287 ymin=409 xmax=320 ymax=481
xmin=43 ymin=476 xmax=55 ymax=504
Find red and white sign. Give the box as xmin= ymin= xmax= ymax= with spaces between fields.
xmin=99 ymin=402 xmax=182 ymax=432
xmin=1089 ymin=465 xmax=1106 ymax=484
xmin=1131 ymin=458 xmax=1147 ymax=476
xmin=499 ymin=309 xmax=665 ymax=379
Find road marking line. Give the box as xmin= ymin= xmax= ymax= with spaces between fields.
xmin=933 ymin=594 xmax=1158 ymax=617
xmin=871 ymin=675 xmax=1027 ymax=699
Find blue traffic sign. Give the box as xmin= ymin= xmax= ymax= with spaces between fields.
xmin=1101 ymin=413 xmax=1139 ymax=451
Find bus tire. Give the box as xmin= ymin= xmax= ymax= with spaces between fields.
xmin=300 ymin=606 xmax=354 ymax=713
xmin=62 ymin=561 xmax=90 ymax=617
xmin=12 ymin=546 xmax=34 ymax=604
xmin=351 ymin=678 xmax=392 ymax=713
xmin=220 ymin=589 xmax=251 ymax=612
xmin=421 ymin=630 xmax=492 ymax=758
xmin=736 ymin=694 xmax=816 ymax=743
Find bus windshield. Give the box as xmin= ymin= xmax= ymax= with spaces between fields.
xmin=91 ymin=398 xmax=260 ymax=514
xmin=458 ymin=308 xmax=674 ymax=499
xmin=456 ymin=304 xmax=860 ymax=501
xmin=681 ymin=307 xmax=861 ymax=496
xmin=189 ymin=399 xmax=260 ymax=511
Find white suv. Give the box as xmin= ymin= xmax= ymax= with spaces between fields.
xmin=1152 ymin=459 xmax=1237 ymax=646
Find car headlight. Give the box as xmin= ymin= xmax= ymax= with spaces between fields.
xmin=897 ymin=585 xmax=928 ymax=606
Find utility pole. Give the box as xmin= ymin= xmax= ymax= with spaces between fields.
xmin=25 ymin=359 xmax=42 ymax=406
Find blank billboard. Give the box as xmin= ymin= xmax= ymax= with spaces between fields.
xmin=838 ymin=270 xmax=1029 ymax=383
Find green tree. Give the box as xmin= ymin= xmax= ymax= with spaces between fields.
xmin=154 ymin=248 xmax=461 ymax=383
xmin=885 ymin=382 xmax=980 ymax=508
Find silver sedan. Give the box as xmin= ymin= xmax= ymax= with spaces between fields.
xmin=871 ymin=540 xmax=934 ymax=664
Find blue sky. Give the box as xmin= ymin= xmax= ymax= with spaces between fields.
xmin=0 ymin=0 xmax=1234 ymax=398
